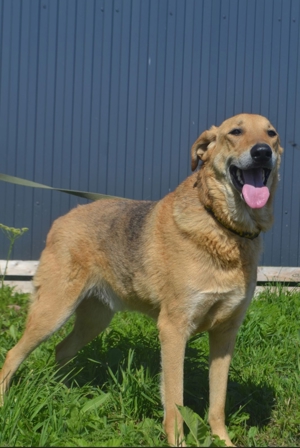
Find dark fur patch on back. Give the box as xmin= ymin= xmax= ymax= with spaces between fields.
xmin=99 ymin=201 xmax=156 ymax=293
xmin=125 ymin=201 xmax=156 ymax=242
xmin=120 ymin=201 xmax=156 ymax=289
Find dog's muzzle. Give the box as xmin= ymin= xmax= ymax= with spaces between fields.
xmin=229 ymin=144 xmax=273 ymax=209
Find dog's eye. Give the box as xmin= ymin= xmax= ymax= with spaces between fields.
xmin=229 ymin=128 xmax=242 ymax=136
xmin=267 ymin=130 xmax=277 ymax=137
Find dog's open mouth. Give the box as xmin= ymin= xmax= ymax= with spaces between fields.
xmin=230 ymin=166 xmax=271 ymax=209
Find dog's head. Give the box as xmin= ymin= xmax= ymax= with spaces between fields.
xmin=191 ymin=113 xmax=283 ymax=234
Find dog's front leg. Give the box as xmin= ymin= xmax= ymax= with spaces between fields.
xmin=208 ymin=327 xmax=239 ymax=447
xmin=158 ymin=311 xmax=188 ymax=446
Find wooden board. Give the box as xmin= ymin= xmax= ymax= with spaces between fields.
xmin=257 ymin=267 xmax=300 ymax=283
xmin=2 ymin=280 xmax=34 ymax=294
xmin=0 ymin=260 xmax=39 ymax=276
xmin=1 ymin=262 xmax=300 ymax=294
xmin=1 ymin=261 xmax=300 ymax=281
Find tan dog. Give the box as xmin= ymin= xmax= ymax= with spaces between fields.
xmin=0 ymin=114 xmax=283 ymax=446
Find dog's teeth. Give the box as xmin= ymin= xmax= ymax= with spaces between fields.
xmin=236 ymin=169 xmax=244 ymax=185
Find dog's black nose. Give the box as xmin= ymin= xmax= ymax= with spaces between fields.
xmin=250 ymin=144 xmax=272 ymax=162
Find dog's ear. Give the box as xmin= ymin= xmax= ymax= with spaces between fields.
xmin=191 ymin=126 xmax=217 ymax=171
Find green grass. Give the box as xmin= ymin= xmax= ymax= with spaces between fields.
xmin=0 ymin=284 xmax=299 ymax=446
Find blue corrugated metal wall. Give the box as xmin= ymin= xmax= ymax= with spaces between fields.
xmin=0 ymin=0 xmax=300 ymax=265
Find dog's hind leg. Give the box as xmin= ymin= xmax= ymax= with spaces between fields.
xmin=0 ymin=274 xmax=85 ymax=403
xmin=55 ymin=295 xmax=114 ymax=367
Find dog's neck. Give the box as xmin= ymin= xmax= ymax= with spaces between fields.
xmin=196 ymin=168 xmax=262 ymax=240
xmin=203 ymin=205 xmax=260 ymax=240
xmin=172 ymin=174 xmax=262 ymax=269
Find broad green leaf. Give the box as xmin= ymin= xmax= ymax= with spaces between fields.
xmin=81 ymin=393 xmax=110 ymax=413
xmin=177 ymin=405 xmax=207 ymax=443
xmin=9 ymin=324 xmax=17 ymax=341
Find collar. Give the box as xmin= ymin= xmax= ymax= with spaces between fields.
xmin=204 ymin=206 xmax=261 ymax=240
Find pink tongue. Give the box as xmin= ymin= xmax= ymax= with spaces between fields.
xmin=241 ymin=169 xmax=270 ymax=209
xmin=242 ymin=185 xmax=270 ymax=208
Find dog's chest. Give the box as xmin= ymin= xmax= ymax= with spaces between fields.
xmin=188 ymin=282 xmax=255 ymax=334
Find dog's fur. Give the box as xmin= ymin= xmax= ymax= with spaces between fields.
xmin=0 ymin=114 xmax=283 ymax=446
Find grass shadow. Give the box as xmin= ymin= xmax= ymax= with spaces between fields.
xmin=226 ymin=378 xmax=275 ymax=429
xmin=60 ymin=327 xmax=275 ymax=432
xmin=183 ymin=339 xmax=276 ymax=430
xmin=63 ymin=329 xmax=161 ymax=389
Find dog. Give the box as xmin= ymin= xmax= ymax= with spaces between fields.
xmin=0 ymin=114 xmax=283 ymax=446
